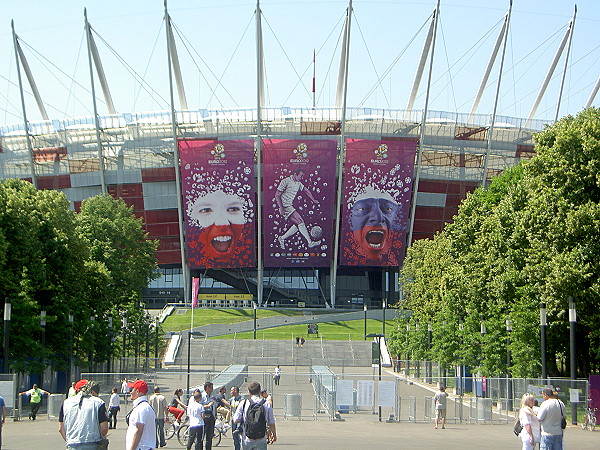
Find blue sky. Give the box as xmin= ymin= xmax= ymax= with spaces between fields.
xmin=1 ymin=0 xmax=598 ymax=125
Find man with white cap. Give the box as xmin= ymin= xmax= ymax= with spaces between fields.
xmin=126 ymin=379 xmax=156 ymax=450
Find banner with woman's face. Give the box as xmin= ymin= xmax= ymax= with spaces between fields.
xmin=340 ymin=139 xmax=417 ymax=266
xmin=180 ymin=140 xmax=256 ymax=268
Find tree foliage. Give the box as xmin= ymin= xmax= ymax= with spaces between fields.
xmin=392 ymin=108 xmax=600 ymax=377
xmin=0 ymin=183 xmax=159 ymax=374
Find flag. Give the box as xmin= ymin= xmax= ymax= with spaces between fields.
xmin=192 ymin=277 xmax=200 ymax=308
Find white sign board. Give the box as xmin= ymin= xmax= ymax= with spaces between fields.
xmin=336 ymin=380 xmax=354 ymax=406
xmin=0 ymin=381 xmax=15 ymax=408
xmin=356 ymin=380 xmax=375 ymax=407
xmin=570 ymin=388 xmax=580 ymax=403
xmin=378 ymin=381 xmax=395 ymax=407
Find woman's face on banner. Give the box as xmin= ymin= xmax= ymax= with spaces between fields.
xmin=350 ymin=196 xmax=398 ymax=259
xmin=190 ymin=190 xmax=246 ymax=259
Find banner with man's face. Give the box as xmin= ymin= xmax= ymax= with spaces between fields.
xmin=180 ymin=140 xmax=256 ymax=268
xmin=340 ymin=139 xmax=417 ymax=266
xmin=263 ymin=139 xmax=337 ymax=267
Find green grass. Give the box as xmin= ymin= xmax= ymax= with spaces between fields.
xmin=211 ymin=319 xmax=396 ymax=340
xmin=161 ymin=308 xmax=331 ymax=333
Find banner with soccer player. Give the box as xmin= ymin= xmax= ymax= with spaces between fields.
xmin=340 ymin=139 xmax=417 ymax=266
xmin=263 ymin=139 xmax=337 ymax=267
xmin=180 ymin=139 xmax=256 ymax=268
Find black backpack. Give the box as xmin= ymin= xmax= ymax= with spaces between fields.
xmin=243 ymin=398 xmax=267 ymax=440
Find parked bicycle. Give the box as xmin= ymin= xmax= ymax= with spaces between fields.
xmin=581 ymin=406 xmax=597 ymax=431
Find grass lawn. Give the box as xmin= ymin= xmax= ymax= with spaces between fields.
xmin=161 ymin=308 xmax=332 ymax=333
xmin=211 ymin=319 xmax=396 ymax=340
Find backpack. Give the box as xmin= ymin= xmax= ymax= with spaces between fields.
xmin=243 ymin=398 xmax=267 ymax=440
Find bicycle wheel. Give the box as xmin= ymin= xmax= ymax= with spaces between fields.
xmin=165 ymin=422 xmax=177 ymax=440
xmin=212 ymin=429 xmax=222 ymax=447
xmin=177 ymin=424 xmax=190 ymax=447
xmin=590 ymin=415 xmax=596 ymax=431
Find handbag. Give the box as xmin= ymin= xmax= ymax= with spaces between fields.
xmin=513 ymin=417 xmax=523 ymax=436
xmin=559 ymin=401 xmax=567 ymax=429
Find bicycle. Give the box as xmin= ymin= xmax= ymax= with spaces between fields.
xmin=581 ymin=406 xmax=597 ymax=431
xmin=165 ymin=414 xmax=188 ymax=441
xmin=178 ymin=414 xmax=230 ymax=447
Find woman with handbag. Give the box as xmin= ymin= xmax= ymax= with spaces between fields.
xmin=518 ymin=393 xmax=540 ymax=450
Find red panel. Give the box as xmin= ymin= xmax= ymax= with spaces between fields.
xmin=73 ymin=201 xmax=82 ymax=212
xmin=156 ymin=236 xmax=181 ymax=252
xmin=414 ymin=206 xmax=445 ymax=220
xmin=142 ymin=209 xmax=179 ymax=224
xmin=37 ymin=175 xmax=71 ymax=189
xmin=445 ymin=194 xmax=464 ymax=207
xmin=141 ymin=167 xmax=176 ymax=183
xmin=418 ymin=180 xmax=448 ymax=194
xmin=108 ymin=183 xmax=144 ymax=211
xmin=156 ymin=250 xmax=181 ymax=265
xmin=145 ymin=223 xmax=180 ymax=237
xmin=413 ymin=219 xmax=445 ymax=233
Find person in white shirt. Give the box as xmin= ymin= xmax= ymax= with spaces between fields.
xmin=537 ymin=388 xmax=566 ymax=450
xmin=518 ymin=393 xmax=541 ymax=450
xmin=233 ymin=381 xmax=277 ymax=449
xmin=186 ymin=389 xmax=205 ymax=450
xmin=108 ymin=387 xmax=121 ymax=429
xmin=273 ymin=366 xmax=281 ymax=386
xmin=126 ymin=379 xmax=156 ymax=450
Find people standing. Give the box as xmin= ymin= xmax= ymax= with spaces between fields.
xmin=121 ymin=378 xmax=131 ymax=405
xmin=538 ymin=388 xmax=566 ymax=450
xmin=518 ymin=393 xmax=541 ymax=450
xmin=200 ymin=382 xmax=217 ymax=450
xmin=273 ymin=366 xmax=281 ymax=386
xmin=295 ymin=336 xmax=300 ymax=347
xmin=229 ymin=386 xmax=243 ymax=450
xmin=300 ymin=337 xmax=305 ymax=348
xmin=186 ymin=389 xmax=205 ymax=450
xmin=18 ymin=383 xmax=51 ymax=421
xmin=0 ymin=393 xmax=5 ymax=448
xmin=108 ymin=387 xmax=120 ymax=429
xmin=126 ymin=379 xmax=156 ymax=450
xmin=58 ymin=380 xmax=109 ymax=450
xmin=233 ymin=381 xmax=277 ymax=450
xmin=67 ymin=382 xmax=77 ymax=397
xmin=433 ymin=385 xmax=447 ymax=429
xmin=168 ymin=388 xmax=187 ymax=424
xmin=149 ymin=386 xmax=169 ymax=448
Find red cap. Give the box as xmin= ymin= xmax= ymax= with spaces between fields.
xmin=132 ymin=379 xmax=148 ymax=394
xmin=75 ymin=379 xmax=88 ymax=392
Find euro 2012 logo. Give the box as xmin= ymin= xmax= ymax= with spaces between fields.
xmin=293 ymin=143 xmax=308 ymax=158
xmin=374 ymin=144 xmax=388 ymax=159
xmin=211 ymin=143 xmax=225 ymax=159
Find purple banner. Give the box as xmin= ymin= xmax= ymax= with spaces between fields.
xmin=263 ymin=139 xmax=337 ymax=267
xmin=340 ymin=139 xmax=417 ymax=266
xmin=180 ymin=140 xmax=256 ymax=268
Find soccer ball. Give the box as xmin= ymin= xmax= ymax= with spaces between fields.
xmin=310 ymin=226 xmax=323 ymax=240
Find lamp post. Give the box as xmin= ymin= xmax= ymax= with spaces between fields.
xmin=364 ymin=305 xmax=367 ymax=340
xmin=382 ymin=299 xmax=387 ymax=337
xmin=427 ymin=322 xmax=432 ymax=383
xmin=415 ymin=320 xmax=420 ymax=378
xmin=569 ymin=296 xmax=577 ymax=425
xmin=68 ymin=314 xmax=73 ymax=384
xmin=366 ymin=333 xmax=384 ymax=422
xmin=107 ymin=316 xmax=113 ymax=374
xmin=186 ymin=331 xmax=204 ymax=395
xmin=406 ymin=323 xmax=410 ymax=376
xmin=3 ymin=298 xmax=11 ymax=374
xmin=506 ymin=319 xmax=513 ymax=412
xmin=458 ymin=318 xmax=464 ymax=414
xmin=144 ymin=314 xmax=150 ymax=373
xmin=121 ymin=314 xmax=128 ymax=373
xmin=40 ymin=310 xmax=46 ymax=384
xmin=253 ymin=302 xmax=257 ymax=340
xmin=540 ymin=302 xmax=547 ymax=384
xmin=155 ymin=317 xmax=160 ymax=369
xmin=480 ymin=315 xmax=486 ymax=398
xmin=90 ymin=314 xmax=96 ymax=371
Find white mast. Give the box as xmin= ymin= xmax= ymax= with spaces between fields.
xmin=407 ymin=0 xmax=440 ymax=248
xmin=331 ymin=0 xmax=353 ymax=308
xmin=555 ymin=5 xmax=577 ymax=122
xmin=469 ymin=4 xmax=511 ymax=121
xmin=164 ymin=0 xmax=189 ymax=307
xmin=526 ymin=11 xmax=576 ymax=127
xmin=584 ymin=75 xmax=600 ymax=109
xmin=481 ymin=0 xmax=512 ymax=189
xmin=84 ymin=9 xmax=107 ymax=194
xmin=13 ymin=28 xmax=48 ymax=121
xmin=11 ymin=20 xmax=37 ymax=189
xmin=165 ymin=7 xmax=188 ymax=110
xmin=256 ymin=0 xmax=265 ymax=306
xmin=405 ymin=7 xmax=437 ymax=119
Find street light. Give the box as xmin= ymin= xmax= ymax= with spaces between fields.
xmin=253 ymin=302 xmax=257 ymax=340
xmin=186 ymin=331 xmax=205 ymax=395
xmin=3 ymin=298 xmax=11 ymax=373
xmin=121 ymin=314 xmax=128 ymax=373
xmin=540 ymin=303 xmax=547 ymax=384
xmin=364 ymin=305 xmax=368 ymax=340
xmin=68 ymin=314 xmax=74 ymax=384
xmin=40 ymin=310 xmax=46 ymax=384
xmin=427 ymin=322 xmax=432 ymax=383
xmin=569 ymin=296 xmax=577 ymax=425
xmin=506 ymin=319 xmax=513 ymax=411
xmin=107 ymin=316 xmax=113 ymax=374
xmin=154 ymin=317 xmax=160 ymax=369
xmin=406 ymin=323 xmax=410 ymax=375
xmin=366 ymin=333 xmax=384 ymax=422
xmin=382 ymin=299 xmax=387 ymax=337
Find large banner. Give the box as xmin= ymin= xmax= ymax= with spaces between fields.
xmin=263 ymin=139 xmax=337 ymax=267
xmin=180 ymin=140 xmax=256 ymax=268
xmin=340 ymin=139 xmax=417 ymax=266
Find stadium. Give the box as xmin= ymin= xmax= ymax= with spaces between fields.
xmin=0 ymin=1 xmax=598 ymax=310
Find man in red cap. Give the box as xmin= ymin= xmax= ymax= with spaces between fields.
xmin=74 ymin=379 xmax=88 ymax=393
xmin=126 ymin=379 xmax=156 ymax=450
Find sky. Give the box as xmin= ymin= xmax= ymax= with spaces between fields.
xmin=0 ymin=0 xmax=599 ymax=126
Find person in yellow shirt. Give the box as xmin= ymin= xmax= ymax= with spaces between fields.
xmin=19 ymin=384 xmax=51 ymax=420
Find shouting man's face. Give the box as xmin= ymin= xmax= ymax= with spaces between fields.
xmin=351 ymin=197 xmax=398 ymax=260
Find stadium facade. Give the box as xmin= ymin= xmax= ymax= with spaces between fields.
xmin=0 ymin=1 xmax=586 ymax=310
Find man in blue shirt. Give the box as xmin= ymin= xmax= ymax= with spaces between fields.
xmin=0 ymin=394 xmax=6 ymax=448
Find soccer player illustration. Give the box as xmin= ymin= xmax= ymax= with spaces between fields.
xmin=350 ymin=187 xmax=399 ymax=261
xmin=275 ymin=168 xmax=322 ymax=249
